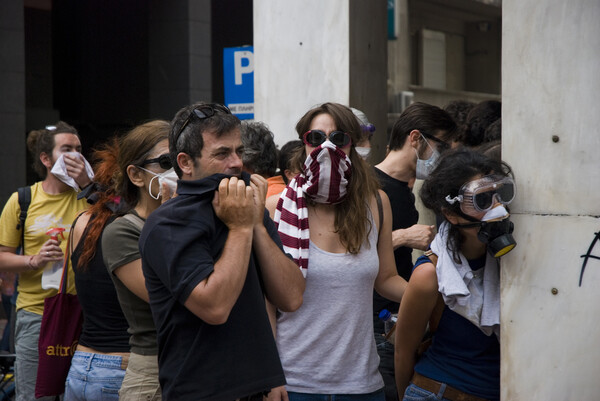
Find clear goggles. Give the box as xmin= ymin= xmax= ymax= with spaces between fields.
xmin=445 ymin=175 xmax=516 ymax=213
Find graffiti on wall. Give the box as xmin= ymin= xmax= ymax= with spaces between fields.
xmin=579 ymin=231 xmax=600 ymax=286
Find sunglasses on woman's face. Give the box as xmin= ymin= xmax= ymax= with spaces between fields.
xmin=140 ymin=154 xmax=172 ymax=170
xmin=303 ymin=130 xmax=352 ymax=148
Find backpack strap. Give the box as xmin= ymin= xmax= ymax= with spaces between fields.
xmin=16 ymin=186 xmax=31 ymax=255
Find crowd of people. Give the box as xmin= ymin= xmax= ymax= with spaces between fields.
xmin=0 ymin=98 xmax=514 ymax=401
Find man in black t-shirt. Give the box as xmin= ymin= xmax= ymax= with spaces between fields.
xmin=139 ymin=102 xmax=305 ymax=400
xmin=373 ymin=102 xmax=459 ymax=401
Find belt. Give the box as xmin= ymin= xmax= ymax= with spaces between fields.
xmin=75 ymin=345 xmax=129 ymax=370
xmin=411 ymin=372 xmax=489 ymax=401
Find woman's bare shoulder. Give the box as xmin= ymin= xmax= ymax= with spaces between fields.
xmin=409 ymin=260 xmax=438 ymax=296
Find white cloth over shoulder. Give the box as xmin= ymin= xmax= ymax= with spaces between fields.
xmin=50 ymin=152 xmax=94 ymax=191
xmin=430 ymin=221 xmax=500 ymax=337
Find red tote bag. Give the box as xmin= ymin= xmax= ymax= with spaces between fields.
xmin=35 ymin=230 xmax=83 ymax=398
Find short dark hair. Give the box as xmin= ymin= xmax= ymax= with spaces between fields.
xmin=26 ymin=121 xmax=78 ymax=178
xmin=240 ymin=121 xmax=278 ymax=177
xmin=169 ymin=102 xmax=241 ymax=177
xmin=464 ymin=100 xmax=501 ymax=147
xmin=444 ymin=100 xmax=476 ymax=126
xmin=278 ymin=140 xmax=303 ymax=184
xmin=388 ymin=102 xmax=459 ymax=151
xmin=483 ymin=118 xmax=501 ymax=143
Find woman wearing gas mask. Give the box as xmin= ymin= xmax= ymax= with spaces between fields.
xmin=394 ymin=149 xmax=515 ymax=401
xmin=70 ymin=120 xmax=176 ymax=401
xmin=268 ymin=103 xmax=407 ymax=401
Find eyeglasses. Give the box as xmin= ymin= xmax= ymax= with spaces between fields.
xmin=446 ymin=175 xmax=516 ymax=213
xmin=140 ymin=154 xmax=172 ymax=170
xmin=303 ymin=130 xmax=352 ymax=148
xmin=421 ymin=132 xmax=450 ymax=152
xmin=174 ymin=103 xmax=232 ymax=145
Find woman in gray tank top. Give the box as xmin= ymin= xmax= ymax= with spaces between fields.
xmin=268 ymin=103 xmax=408 ymax=401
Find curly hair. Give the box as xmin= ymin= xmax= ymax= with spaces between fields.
xmin=26 ymin=121 xmax=78 ymax=178
xmin=291 ymin=102 xmax=380 ymax=254
xmin=240 ymin=121 xmax=278 ymax=177
xmin=419 ymin=148 xmax=513 ymax=262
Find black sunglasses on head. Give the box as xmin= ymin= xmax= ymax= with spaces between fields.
xmin=174 ymin=103 xmax=232 ymax=145
xmin=140 ymin=154 xmax=172 ymax=170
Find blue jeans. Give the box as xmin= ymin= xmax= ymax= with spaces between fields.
xmin=288 ymin=389 xmax=385 ymax=401
xmin=402 ymin=383 xmax=452 ymax=401
xmin=64 ymin=351 xmax=126 ymax=401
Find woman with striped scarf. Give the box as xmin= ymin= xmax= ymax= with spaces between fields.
xmin=267 ymin=103 xmax=407 ymax=401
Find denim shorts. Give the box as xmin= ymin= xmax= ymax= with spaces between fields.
xmin=288 ymin=388 xmax=385 ymax=401
xmin=402 ymin=383 xmax=452 ymax=401
xmin=64 ymin=351 xmax=126 ymax=401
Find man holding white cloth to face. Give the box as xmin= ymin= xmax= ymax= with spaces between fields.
xmin=0 ymin=121 xmax=92 ymax=400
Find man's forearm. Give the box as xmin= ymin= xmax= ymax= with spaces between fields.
xmin=252 ymin=225 xmax=304 ymax=312
xmin=184 ymin=227 xmax=253 ymax=324
xmin=0 ymin=252 xmax=37 ymax=273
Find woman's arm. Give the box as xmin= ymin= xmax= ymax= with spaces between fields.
xmin=373 ymin=190 xmax=407 ymax=302
xmin=113 ymin=258 xmax=149 ymax=302
xmin=394 ymin=262 xmax=439 ymax=398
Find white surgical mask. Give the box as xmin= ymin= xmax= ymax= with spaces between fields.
xmin=138 ymin=167 xmax=178 ymax=200
xmin=355 ymin=146 xmax=371 ymax=159
xmin=414 ymin=136 xmax=440 ymax=180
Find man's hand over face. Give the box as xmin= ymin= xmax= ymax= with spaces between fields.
xmin=212 ymin=176 xmax=255 ymax=231
xmin=250 ymin=174 xmax=268 ymax=226
xmin=63 ymin=153 xmax=92 ymax=188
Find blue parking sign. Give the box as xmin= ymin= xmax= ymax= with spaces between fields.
xmin=223 ymin=46 xmax=254 ymax=120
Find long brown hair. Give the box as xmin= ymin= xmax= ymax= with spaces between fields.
xmin=77 ymin=120 xmax=170 ymax=269
xmin=114 ymin=120 xmax=170 ymax=207
xmin=292 ymin=102 xmax=380 ymax=254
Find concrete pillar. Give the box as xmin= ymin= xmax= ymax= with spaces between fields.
xmin=149 ymin=0 xmax=212 ymax=120
xmin=254 ymin=0 xmax=388 ymax=161
xmin=502 ymin=0 xmax=600 ymax=399
xmin=0 ymin=1 xmax=25 ymax=206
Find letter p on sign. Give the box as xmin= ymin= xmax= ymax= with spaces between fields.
xmin=224 ymin=46 xmax=254 ymax=120
xmin=234 ymin=51 xmax=254 ymax=85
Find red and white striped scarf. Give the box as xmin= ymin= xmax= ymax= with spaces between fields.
xmin=273 ymin=142 xmax=352 ymax=276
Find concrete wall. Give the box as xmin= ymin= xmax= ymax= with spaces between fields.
xmin=502 ymin=1 xmax=600 ymax=399
xmin=254 ymin=0 xmax=387 ymax=160
xmin=0 ymin=1 xmax=26 ymax=207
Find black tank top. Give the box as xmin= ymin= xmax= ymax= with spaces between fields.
xmin=71 ymin=215 xmax=130 ymax=352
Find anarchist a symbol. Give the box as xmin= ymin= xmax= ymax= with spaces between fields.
xmin=579 ymin=231 xmax=600 ymax=287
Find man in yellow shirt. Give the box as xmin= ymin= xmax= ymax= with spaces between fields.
xmin=0 ymin=122 xmax=91 ymax=401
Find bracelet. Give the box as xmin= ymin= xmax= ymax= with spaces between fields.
xmin=27 ymin=255 xmax=35 ymax=270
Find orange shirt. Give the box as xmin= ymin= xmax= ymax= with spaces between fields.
xmin=266 ymin=176 xmax=287 ymax=198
